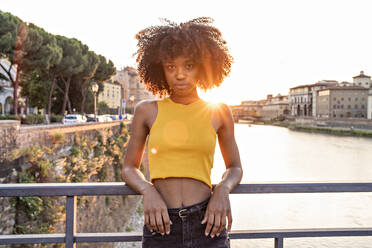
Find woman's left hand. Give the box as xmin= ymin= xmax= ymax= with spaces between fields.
xmin=201 ymin=184 xmax=232 ymax=238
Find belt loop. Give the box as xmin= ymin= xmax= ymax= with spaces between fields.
xmin=178 ymin=209 xmax=187 ymax=220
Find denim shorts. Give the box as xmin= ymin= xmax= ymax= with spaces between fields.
xmin=142 ymin=197 xmax=230 ymax=248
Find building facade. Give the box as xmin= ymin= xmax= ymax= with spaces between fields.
xmin=317 ymin=86 xmax=368 ymax=118
xmin=353 ymin=71 xmax=371 ymax=88
xmin=113 ymin=67 xmax=155 ymax=109
xmin=289 ymin=84 xmax=313 ymax=117
xmin=97 ymin=81 xmax=122 ymax=109
xmin=240 ymin=100 xmax=266 ymax=118
xmin=0 ymin=59 xmax=15 ymax=116
xmin=352 ymin=71 xmax=372 ymax=119
xmin=262 ymin=94 xmax=289 ymax=120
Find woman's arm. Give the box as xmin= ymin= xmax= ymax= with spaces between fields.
xmin=122 ymin=101 xmax=171 ymax=236
xmin=202 ymin=103 xmax=243 ymax=237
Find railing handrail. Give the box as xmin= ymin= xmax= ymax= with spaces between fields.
xmin=2 ymin=182 xmax=372 ymax=197
xmin=2 ymin=182 xmax=372 ymax=248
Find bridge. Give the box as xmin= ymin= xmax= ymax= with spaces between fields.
xmin=230 ymin=106 xmax=262 ymax=123
xmin=1 ymin=182 xmax=372 ymax=248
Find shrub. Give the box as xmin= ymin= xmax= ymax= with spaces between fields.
xmin=23 ymin=114 xmax=45 ymax=124
xmin=0 ymin=115 xmax=20 ymax=120
xmin=53 ymin=132 xmax=65 ymax=144
xmin=50 ymin=114 xmax=63 ymax=123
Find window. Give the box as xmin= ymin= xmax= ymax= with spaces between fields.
xmin=341 ymin=97 xmax=344 ymax=101
xmin=355 ymin=97 xmax=358 ymax=101
xmin=340 ymin=114 xmax=343 ymax=118
xmin=348 ymin=97 xmax=351 ymax=101
xmin=333 ymin=97 xmax=336 ymax=101
xmin=362 ymin=105 xmax=365 ymax=109
xmin=341 ymin=105 xmax=344 ymax=109
xmin=348 ymin=105 xmax=351 ymax=109
xmin=355 ymin=105 xmax=358 ymax=109
xmin=333 ymin=105 xmax=336 ymax=109
xmin=333 ymin=114 xmax=336 ymax=117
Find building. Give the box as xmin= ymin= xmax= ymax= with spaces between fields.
xmin=97 ymin=81 xmax=122 ymax=109
xmin=352 ymin=71 xmax=372 ymax=119
xmin=262 ymin=94 xmax=289 ymax=120
xmin=289 ymin=80 xmax=338 ymax=117
xmin=317 ymin=86 xmax=368 ymax=118
xmin=240 ymin=100 xmax=266 ymax=118
xmin=353 ymin=71 xmax=371 ymax=88
xmin=113 ymin=67 xmax=155 ymax=109
xmin=0 ymin=59 xmax=15 ymax=116
xmin=289 ymin=84 xmax=314 ymax=117
xmin=311 ymin=80 xmax=339 ymax=116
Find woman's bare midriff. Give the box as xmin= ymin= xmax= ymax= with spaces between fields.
xmin=153 ymin=177 xmax=212 ymax=208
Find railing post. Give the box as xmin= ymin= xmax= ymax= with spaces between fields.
xmin=66 ymin=196 xmax=77 ymax=248
xmin=275 ymin=237 xmax=283 ymax=248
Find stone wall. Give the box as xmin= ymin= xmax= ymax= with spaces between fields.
xmin=0 ymin=121 xmax=143 ymax=248
xmin=294 ymin=117 xmax=372 ymax=130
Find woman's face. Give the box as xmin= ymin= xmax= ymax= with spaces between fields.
xmin=162 ymin=56 xmax=199 ymax=97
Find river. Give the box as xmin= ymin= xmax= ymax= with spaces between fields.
xmin=211 ymin=124 xmax=372 ymax=248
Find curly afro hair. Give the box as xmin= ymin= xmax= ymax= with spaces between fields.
xmin=135 ymin=17 xmax=233 ymax=96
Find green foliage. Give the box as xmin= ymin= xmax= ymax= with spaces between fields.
xmin=23 ymin=114 xmax=45 ymax=124
xmin=98 ymin=101 xmax=109 ymax=114
xmin=136 ymin=204 xmax=144 ymax=215
xmin=273 ymin=115 xmax=286 ymax=121
xmin=50 ymin=114 xmax=63 ymax=123
xmin=18 ymin=196 xmax=44 ymax=219
xmin=0 ymin=10 xmax=21 ymax=63
xmin=12 ymin=124 xmax=130 ymax=242
xmin=125 ymin=106 xmax=134 ymax=114
xmin=53 ymin=132 xmax=65 ymax=144
xmin=70 ymin=146 xmax=81 ymax=157
xmin=20 ymin=68 xmax=50 ymax=109
xmin=0 ymin=114 xmax=20 ymax=120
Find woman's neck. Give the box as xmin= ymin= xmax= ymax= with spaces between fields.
xmin=169 ymin=93 xmax=200 ymax=105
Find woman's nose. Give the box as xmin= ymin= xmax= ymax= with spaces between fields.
xmin=176 ymin=68 xmax=186 ymax=80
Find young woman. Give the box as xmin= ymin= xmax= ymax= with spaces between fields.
xmin=122 ymin=17 xmax=243 ymax=248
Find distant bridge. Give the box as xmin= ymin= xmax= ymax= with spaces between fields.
xmin=231 ymin=108 xmax=262 ymax=122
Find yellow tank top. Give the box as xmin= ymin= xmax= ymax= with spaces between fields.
xmin=148 ymin=97 xmax=217 ymax=188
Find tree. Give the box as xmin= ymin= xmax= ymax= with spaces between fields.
xmin=0 ymin=11 xmax=62 ymax=115
xmin=20 ymin=68 xmax=49 ymax=109
xmin=21 ymin=23 xmax=62 ymax=117
xmin=70 ymin=49 xmax=99 ymax=113
xmin=0 ymin=10 xmax=25 ymax=115
xmin=54 ymin=36 xmax=85 ymax=115
xmin=93 ymin=55 xmax=116 ymax=82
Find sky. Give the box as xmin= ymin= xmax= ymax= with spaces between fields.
xmin=2 ymin=0 xmax=372 ymax=105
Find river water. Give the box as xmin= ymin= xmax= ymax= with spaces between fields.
xmin=211 ymin=124 xmax=372 ymax=248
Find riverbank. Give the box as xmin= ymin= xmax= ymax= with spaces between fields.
xmin=255 ymin=120 xmax=372 ymax=138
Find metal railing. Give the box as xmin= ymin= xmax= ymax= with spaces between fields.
xmin=1 ymin=182 xmax=372 ymax=247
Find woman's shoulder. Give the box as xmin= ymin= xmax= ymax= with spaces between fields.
xmin=205 ymin=101 xmax=231 ymax=116
xmin=134 ymin=99 xmax=158 ymax=116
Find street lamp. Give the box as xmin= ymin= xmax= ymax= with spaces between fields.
xmin=92 ymin=83 xmax=99 ymax=122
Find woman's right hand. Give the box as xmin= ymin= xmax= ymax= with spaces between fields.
xmin=143 ymin=186 xmax=171 ymax=235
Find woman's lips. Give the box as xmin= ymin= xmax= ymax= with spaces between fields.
xmin=174 ymin=83 xmax=189 ymax=89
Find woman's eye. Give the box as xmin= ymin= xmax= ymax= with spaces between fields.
xmin=167 ymin=65 xmax=175 ymax=70
xmin=186 ymin=64 xmax=194 ymax=69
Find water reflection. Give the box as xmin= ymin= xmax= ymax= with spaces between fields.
xmin=211 ymin=124 xmax=372 ymax=247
